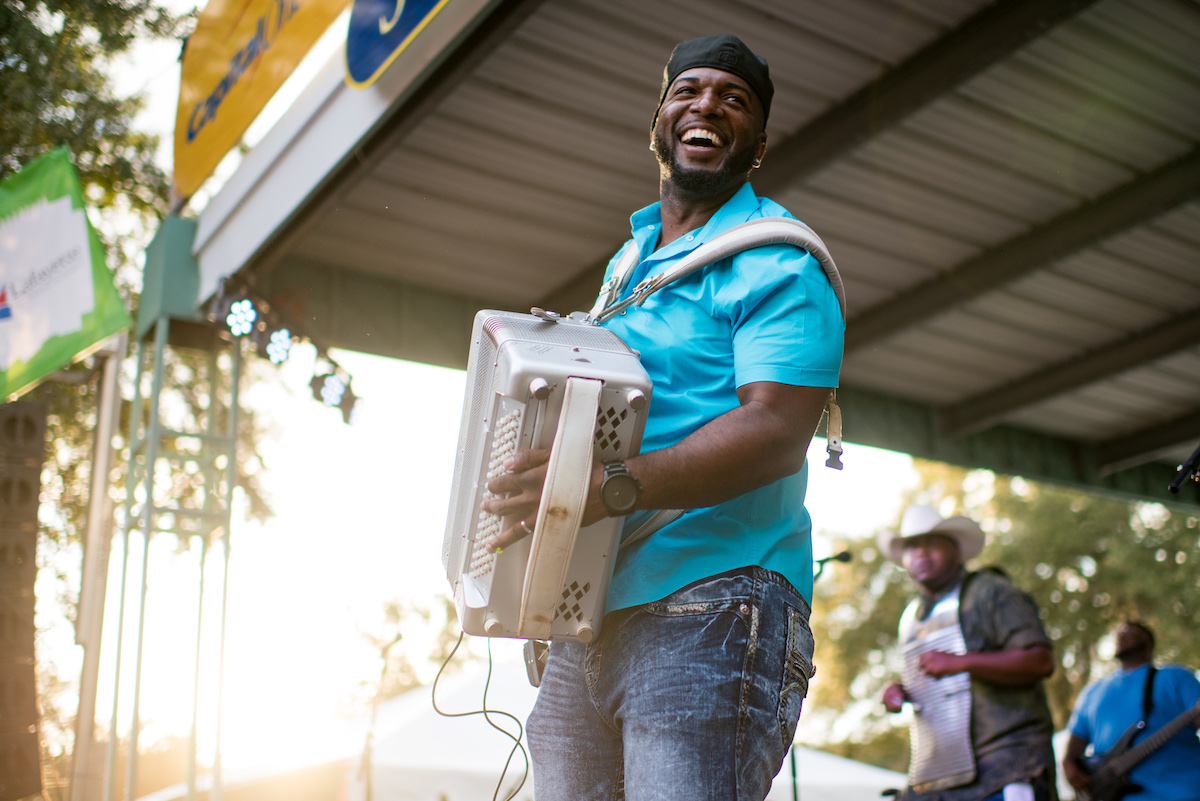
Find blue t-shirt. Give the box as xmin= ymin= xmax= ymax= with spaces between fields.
xmin=597 ymin=183 xmax=845 ymax=613
xmin=1068 ymin=663 xmax=1200 ymax=800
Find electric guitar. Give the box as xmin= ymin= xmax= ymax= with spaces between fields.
xmin=1076 ymin=699 xmax=1200 ymax=801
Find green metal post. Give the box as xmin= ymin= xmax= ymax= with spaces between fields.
xmin=126 ymin=317 xmax=170 ymax=798
xmin=211 ymin=341 xmax=242 ymax=801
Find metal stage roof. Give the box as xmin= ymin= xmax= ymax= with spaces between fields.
xmin=190 ymin=0 xmax=1200 ymax=506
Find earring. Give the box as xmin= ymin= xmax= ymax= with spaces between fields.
xmin=751 ymin=158 xmax=762 ymax=169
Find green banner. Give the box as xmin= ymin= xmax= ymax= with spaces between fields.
xmin=0 ymin=147 xmax=131 ymax=399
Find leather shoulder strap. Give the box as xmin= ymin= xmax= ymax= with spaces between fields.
xmin=1142 ymin=664 xmax=1157 ymax=722
xmin=591 ymin=217 xmax=846 ymax=323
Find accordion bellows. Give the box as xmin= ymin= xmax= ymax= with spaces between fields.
xmin=442 ymin=310 xmax=653 ymax=642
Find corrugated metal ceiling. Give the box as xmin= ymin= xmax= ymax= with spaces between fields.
xmin=252 ymin=0 xmax=1200 ymax=496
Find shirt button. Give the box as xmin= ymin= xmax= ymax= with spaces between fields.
xmin=686 ymin=234 xmax=694 ymax=241
xmin=646 ymin=225 xmax=654 ymax=230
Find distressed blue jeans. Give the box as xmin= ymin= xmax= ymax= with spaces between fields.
xmin=527 ymin=567 xmax=815 ymax=801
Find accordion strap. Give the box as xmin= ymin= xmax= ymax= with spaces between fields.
xmin=593 ymin=217 xmax=849 ymax=549
xmin=590 ymin=216 xmax=846 ymax=323
xmin=518 ymin=376 xmax=603 ymax=639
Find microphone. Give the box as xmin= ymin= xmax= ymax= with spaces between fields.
xmin=814 ymin=550 xmax=852 ymax=581
xmin=815 ymin=550 xmax=852 ymax=566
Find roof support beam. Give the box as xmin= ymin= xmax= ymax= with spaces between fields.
xmin=940 ymin=307 xmax=1200 ymax=436
xmin=846 ymin=147 xmax=1200 ymax=352
xmin=260 ymin=259 xmax=494 ymax=369
xmin=836 ymin=387 xmax=1199 ymax=509
xmin=1096 ymin=410 xmax=1200 ymax=475
xmin=754 ymin=0 xmax=1100 ymax=196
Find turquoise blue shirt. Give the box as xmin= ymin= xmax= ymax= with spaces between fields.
xmin=1068 ymin=663 xmax=1200 ymax=801
xmin=598 ymin=183 xmax=845 ymax=613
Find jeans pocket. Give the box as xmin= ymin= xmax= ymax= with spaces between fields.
xmin=778 ymin=604 xmax=815 ymax=747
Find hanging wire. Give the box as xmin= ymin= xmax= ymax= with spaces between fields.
xmin=431 ymin=632 xmax=531 ymax=801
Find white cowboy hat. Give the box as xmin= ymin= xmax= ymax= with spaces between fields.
xmin=877 ymin=504 xmax=985 ymax=564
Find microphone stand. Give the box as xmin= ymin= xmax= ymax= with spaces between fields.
xmin=793 ymin=550 xmax=854 ymax=800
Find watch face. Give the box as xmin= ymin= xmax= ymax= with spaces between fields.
xmin=603 ymin=474 xmax=639 ymax=513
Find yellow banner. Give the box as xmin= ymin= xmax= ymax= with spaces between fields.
xmin=174 ymin=0 xmax=349 ymax=199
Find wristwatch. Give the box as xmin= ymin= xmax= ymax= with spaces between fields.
xmin=600 ymin=460 xmax=641 ymax=516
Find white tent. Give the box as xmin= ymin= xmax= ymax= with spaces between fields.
xmin=138 ymin=653 xmax=906 ymax=801
xmin=350 ymin=655 xmax=907 ymax=801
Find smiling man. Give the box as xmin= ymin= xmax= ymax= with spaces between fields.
xmin=879 ymin=505 xmax=1058 ymax=801
xmin=482 ymin=34 xmax=844 ymax=801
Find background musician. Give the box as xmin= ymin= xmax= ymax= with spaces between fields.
xmin=879 ymin=504 xmax=1057 ymax=801
xmin=481 ymin=34 xmax=844 ymax=801
xmin=1063 ymin=621 xmax=1200 ymax=800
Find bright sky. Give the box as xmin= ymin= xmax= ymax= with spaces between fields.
xmin=41 ymin=8 xmax=920 ymax=779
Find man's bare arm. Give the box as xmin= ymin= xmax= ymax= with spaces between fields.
xmin=625 ymin=381 xmax=831 ymax=511
xmin=918 ymin=645 xmax=1054 ymax=685
xmin=1062 ymin=733 xmax=1091 ymax=790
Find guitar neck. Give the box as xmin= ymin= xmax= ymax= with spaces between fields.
xmin=1108 ymin=705 xmax=1200 ymax=776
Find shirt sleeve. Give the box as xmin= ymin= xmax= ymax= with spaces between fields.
xmin=721 ymin=243 xmax=845 ymax=389
xmin=993 ymin=586 xmax=1052 ymax=651
xmin=967 ymin=571 xmax=1052 ymax=652
xmin=1159 ymin=665 xmax=1200 ymax=717
xmin=1068 ymin=683 xmax=1096 ymax=740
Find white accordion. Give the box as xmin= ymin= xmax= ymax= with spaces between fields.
xmin=442 ymin=309 xmax=652 ymax=643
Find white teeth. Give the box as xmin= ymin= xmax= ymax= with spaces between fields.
xmin=681 ymin=128 xmax=724 ymax=146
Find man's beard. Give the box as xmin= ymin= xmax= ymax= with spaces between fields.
xmin=1115 ymin=641 xmax=1148 ymax=660
xmin=653 ymin=134 xmax=757 ymax=196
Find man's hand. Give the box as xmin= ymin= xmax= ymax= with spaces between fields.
xmin=481 ymin=448 xmax=611 ymax=553
xmin=882 ymin=683 xmax=908 ymax=713
xmin=918 ymin=650 xmax=965 ymax=679
xmin=480 ymin=448 xmax=553 ymax=552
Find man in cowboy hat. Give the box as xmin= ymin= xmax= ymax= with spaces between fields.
xmin=879 ymin=504 xmax=1058 ymax=801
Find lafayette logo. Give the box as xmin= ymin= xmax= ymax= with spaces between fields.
xmin=0 ymin=196 xmax=94 ymax=370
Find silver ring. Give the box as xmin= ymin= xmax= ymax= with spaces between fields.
xmin=516 ymin=519 xmax=532 ymax=536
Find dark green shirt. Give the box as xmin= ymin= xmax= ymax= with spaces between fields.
xmin=903 ymin=569 xmax=1058 ymax=801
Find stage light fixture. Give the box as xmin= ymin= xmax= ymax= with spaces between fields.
xmin=264 ymin=328 xmax=293 ymax=364
xmin=225 ymin=298 xmax=257 ymax=337
xmin=309 ymin=369 xmax=361 ymax=425
xmin=311 ymin=372 xmax=346 ymax=407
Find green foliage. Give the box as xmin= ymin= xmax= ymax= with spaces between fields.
xmin=807 ymin=460 xmax=1200 ymax=771
xmin=0 ymin=0 xmax=191 ymax=216
xmin=1 ymin=0 xmax=283 ymax=789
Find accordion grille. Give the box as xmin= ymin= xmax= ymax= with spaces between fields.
xmin=594 ymin=406 xmax=629 ymax=459
xmin=556 ymin=581 xmax=592 ymax=623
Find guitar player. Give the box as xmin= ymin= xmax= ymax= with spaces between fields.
xmin=1064 ymin=621 xmax=1200 ymax=801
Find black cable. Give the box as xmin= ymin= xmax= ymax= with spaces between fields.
xmin=431 ymin=632 xmax=531 ymax=801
